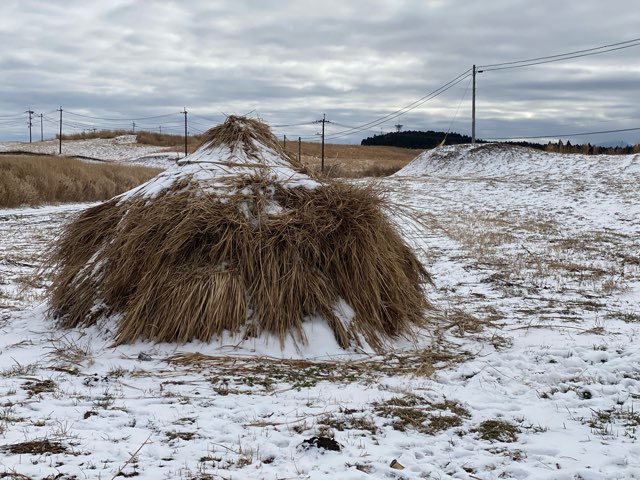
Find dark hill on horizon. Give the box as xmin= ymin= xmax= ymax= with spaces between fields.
xmin=361 ymin=130 xmax=473 ymax=149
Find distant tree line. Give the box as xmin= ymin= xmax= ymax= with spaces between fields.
xmin=361 ymin=130 xmax=472 ymax=149
xmin=541 ymin=139 xmax=640 ymax=155
xmin=362 ymin=131 xmax=640 ymax=155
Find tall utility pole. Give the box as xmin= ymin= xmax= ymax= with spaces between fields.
xmin=182 ymin=108 xmax=188 ymax=157
xmin=472 ymin=65 xmax=476 ymax=144
xmin=283 ymin=134 xmax=287 ymax=149
xmin=39 ymin=114 xmax=43 ymax=141
xmin=132 ymin=121 xmax=136 ymax=134
xmin=58 ymin=107 xmax=63 ymax=154
xmin=27 ymin=108 xmax=34 ymax=143
xmin=314 ymin=114 xmax=330 ymax=173
xmin=298 ymin=136 xmax=301 ymax=163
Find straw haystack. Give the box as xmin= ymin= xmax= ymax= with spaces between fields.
xmin=47 ymin=116 xmax=432 ymax=352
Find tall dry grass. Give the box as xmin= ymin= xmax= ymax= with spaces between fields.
xmin=58 ymin=129 xmax=131 ymax=141
xmin=135 ymin=131 xmax=203 ymax=151
xmin=0 ymin=155 xmax=161 ymax=208
xmin=281 ymin=140 xmax=419 ymax=177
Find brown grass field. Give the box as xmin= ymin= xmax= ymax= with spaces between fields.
xmin=280 ymin=140 xmax=421 ymax=177
xmin=0 ymin=155 xmax=161 ymax=208
xmin=57 ymin=129 xmax=421 ymax=177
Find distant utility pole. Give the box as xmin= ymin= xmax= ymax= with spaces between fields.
xmin=472 ymin=65 xmax=476 ymax=144
xmin=159 ymin=125 xmax=162 ymax=135
xmin=471 ymin=64 xmax=483 ymax=144
xmin=132 ymin=121 xmax=136 ymax=134
xmin=26 ymin=108 xmax=34 ymax=143
xmin=58 ymin=107 xmax=63 ymax=154
xmin=39 ymin=113 xmax=43 ymax=142
xmin=182 ymin=108 xmax=188 ymax=157
xmin=283 ymin=134 xmax=287 ymax=149
xmin=314 ymin=114 xmax=331 ymax=173
xmin=298 ymin=136 xmax=301 ymax=163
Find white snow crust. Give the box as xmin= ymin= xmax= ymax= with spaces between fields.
xmin=1 ymin=143 xmax=640 ymax=479
xmin=119 ymin=139 xmax=319 ymax=202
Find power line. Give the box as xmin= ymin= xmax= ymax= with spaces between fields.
xmin=479 ymin=38 xmax=640 ymax=72
xmin=188 ymin=112 xmax=224 ymax=124
xmin=272 ymin=121 xmax=316 ymax=128
xmin=324 ymin=69 xmax=472 ymax=140
xmin=485 ymin=126 xmax=640 ymax=141
xmin=64 ymin=110 xmax=178 ymax=121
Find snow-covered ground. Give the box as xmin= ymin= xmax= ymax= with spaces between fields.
xmin=0 ymin=135 xmax=181 ymax=166
xmin=1 ymin=144 xmax=640 ymax=479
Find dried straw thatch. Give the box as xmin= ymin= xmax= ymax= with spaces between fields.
xmin=46 ymin=116 xmax=432 ymax=352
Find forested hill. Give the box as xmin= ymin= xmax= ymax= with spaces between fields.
xmin=361 ymin=130 xmax=473 ymax=149
xmin=361 ymin=130 xmax=640 ymax=154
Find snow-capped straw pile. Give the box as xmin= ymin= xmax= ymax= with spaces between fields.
xmin=47 ymin=116 xmax=432 ymax=352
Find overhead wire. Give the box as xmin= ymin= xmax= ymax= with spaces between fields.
xmin=64 ymin=110 xmax=178 ymax=121
xmin=324 ymin=69 xmax=472 ymax=140
xmin=479 ymin=38 xmax=640 ymax=72
xmin=485 ymin=126 xmax=640 ymax=141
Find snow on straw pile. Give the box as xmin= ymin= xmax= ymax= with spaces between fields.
xmin=46 ymin=116 xmax=432 ymax=352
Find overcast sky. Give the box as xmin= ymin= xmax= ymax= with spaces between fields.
xmin=1 ymin=0 xmax=639 ymax=145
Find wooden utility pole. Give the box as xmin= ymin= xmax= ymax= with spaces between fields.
xmin=132 ymin=121 xmax=136 ymax=134
xmin=58 ymin=107 xmax=63 ymax=154
xmin=27 ymin=108 xmax=34 ymax=143
xmin=39 ymin=113 xmax=43 ymax=141
xmin=283 ymin=134 xmax=286 ymax=149
xmin=314 ymin=114 xmax=330 ymax=173
xmin=472 ymin=65 xmax=476 ymax=144
xmin=182 ymin=108 xmax=188 ymax=157
xmin=298 ymin=136 xmax=301 ymax=163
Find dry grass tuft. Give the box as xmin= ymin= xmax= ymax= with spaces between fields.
xmin=46 ymin=117 xmax=432 ymax=352
xmin=1 ymin=439 xmax=67 ymax=455
xmin=374 ymin=393 xmax=470 ymax=435
xmin=0 ymin=155 xmax=160 ymax=208
xmin=474 ymin=419 xmax=520 ymax=442
xmin=22 ymin=379 xmax=56 ymax=398
xmin=136 ymin=131 xmax=203 ymax=150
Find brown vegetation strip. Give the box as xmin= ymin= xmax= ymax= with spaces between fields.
xmin=0 ymin=155 xmax=160 ymax=208
xmin=165 ymin=349 xmax=469 ymax=381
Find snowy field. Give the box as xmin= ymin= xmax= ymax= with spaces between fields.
xmin=0 ymin=135 xmax=181 ymax=166
xmin=1 ymin=143 xmax=640 ymax=479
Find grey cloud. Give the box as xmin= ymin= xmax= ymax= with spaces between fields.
xmin=1 ymin=0 xmax=639 ymax=144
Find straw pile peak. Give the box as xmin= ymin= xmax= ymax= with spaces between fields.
xmin=121 ymin=115 xmax=316 ymax=202
xmin=47 ymin=116 xmax=433 ymax=353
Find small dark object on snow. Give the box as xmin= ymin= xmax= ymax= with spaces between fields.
xmin=300 ymin=436 xmax=342 ymax=452
xmin=138 ymin=352 xmax=152 ymax=361
xmin=390 ymin=459 xmax=405 ymax=470
xmin=82 ymin=374 xmax=108 ymax=386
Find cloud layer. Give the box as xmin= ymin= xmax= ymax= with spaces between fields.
xmin=1 ymin=0 xmax=639 ymax=144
